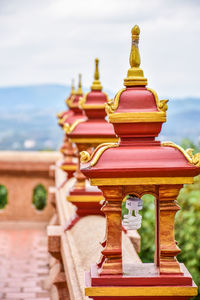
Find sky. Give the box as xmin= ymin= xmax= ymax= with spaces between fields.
xmin=0 ymin=0 xmax=200 ymax=98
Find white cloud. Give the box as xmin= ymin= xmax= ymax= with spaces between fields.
xmin=24 ymin=139 xmax=35 ymax=149
xmin=0 ymin=0 xmax=200 ymax=98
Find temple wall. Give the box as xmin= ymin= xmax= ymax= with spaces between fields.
xmin=0 ymin=151 xmax=62 ymax=222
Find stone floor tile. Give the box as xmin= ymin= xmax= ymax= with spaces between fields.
xmin=0 ymin=225 xmax=50 ymax=299
xmin=5 ymin=293 xmax=36 ymax=298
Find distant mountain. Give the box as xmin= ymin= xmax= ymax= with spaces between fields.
xmin=160 ymin=99 xmax=200 ymax=143
xmin=0 ymin=84 xmax=69 ymax=150
xmin=0 ymin=84 xmax=200 ymax=150
xmin=0 ymin=84 xmax=68 ymax=111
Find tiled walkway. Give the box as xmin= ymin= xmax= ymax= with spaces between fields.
xmin=0 ymin=223 xmax=50 ymax=300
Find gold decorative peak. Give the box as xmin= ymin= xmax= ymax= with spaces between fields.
xmin=76 ymin=73 xmax=83 ymax=95
xmin=94 ymin=58 xmax=99 ymax=80
xmin=124 ymin=25 xmax=147 ymax=87
xmin=130 ymin=25 xmax=140 ymax=68
xmin=91 ymin=58 xmax=102 ymax=91
xmin=71 ymin=79 xmax=76 ymax=95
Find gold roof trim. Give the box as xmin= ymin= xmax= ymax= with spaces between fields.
xmin=66 ymin=94 xmax=76 ymax=108
xmin=79 ymin=92 xmax=89 ymax=109
xmin=105 ymin=89 xmax=125 ymax=115
xmin=57 ymin=111 xmax=65 ymax=119
xmin=81 ymin=142 xmax=113 ymax=163
xmin=161 ymin=141 xmax=200 ymax=167
xmin=108 ymin=111 xmax=166 ymax=123
xmin=79 ymin=92 xmax=108 ymax=110
xmin=90 ymin=177 xmax=194 ymax=186
xmin=70 ymin=137 xmax=118 ymax=145
xmin=58 ymin=112 xmax=73 ymax=125
xmin=57 ymin=118 xmax=64 ymax=126
xmin=80 ymin=143 xmax=119 ymax=166
xmin=63 ymin=119 xmax=85 ymax=134
xmin=147 ymin=88 xmax=168 ymax=112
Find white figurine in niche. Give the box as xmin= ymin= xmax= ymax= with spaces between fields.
xmin=122 ymin=195 xmax=143 ymax=230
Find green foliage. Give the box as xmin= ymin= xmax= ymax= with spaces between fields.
xmin=32 ymin=184 xmax=47 ymax=210
xmin=0 ymin=184 xmax=8 ymax=209
xmin=138 ymin=194 xmax=155 ymax=262
xmin=181 ymin=138 xmax=200 ymax=154
xmin=176 ymin=176 xmax=200 ymax=291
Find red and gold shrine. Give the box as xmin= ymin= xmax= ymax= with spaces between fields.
xmin=57 ymin=79 xmax=74 ymax=157
xmin=57 ymin=75 xmax=86 ymax=180
xmin=81 ymin=25 xmax=200 ymax=299
xmin=64 ymin=58 xmax=118 ymax=224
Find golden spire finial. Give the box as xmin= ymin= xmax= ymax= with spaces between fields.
xmin=91 ymin=58 xmax=102 ymax=91
xmin=71 ymin=78 xmax=75 ymax=95
xmin=124 ymin=25 xmax=147 ymax=87
xmin=76 ymin=73 xmax=83 ymax=95
xmin=130 ymin=25 xmax=140 ymax=68
xmin=94 ymin=58 xmax=100 ymax=80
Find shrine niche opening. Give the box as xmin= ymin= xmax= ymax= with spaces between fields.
xmin=32 ymin=184 xmax=47 ymax=211
xmin=0 ymin=184 xmax=8 ymax=209
xmin=122 ymin=193 xmax=155 ymax=263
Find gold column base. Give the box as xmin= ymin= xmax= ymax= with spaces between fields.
xmin=85 ymin=285 xmax=197 ymax=298
xmin=67 ymin=195 xmax=103 ymax=203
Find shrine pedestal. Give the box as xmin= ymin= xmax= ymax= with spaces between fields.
xmin=67 ymin=189 xmax=104 ymax=216
xmin=65 ymin=187 xmax=104 ymax=230
xmin=59 ymin=161 xmax=77 ymax=179
xmin=85 ymin=264 xmax=197 ymax=300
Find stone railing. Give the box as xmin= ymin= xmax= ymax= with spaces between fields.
xmin=46 ymin=161 xmax=141 ymax=300
xmin=0 ymin=151 xmax=61 ymax=222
